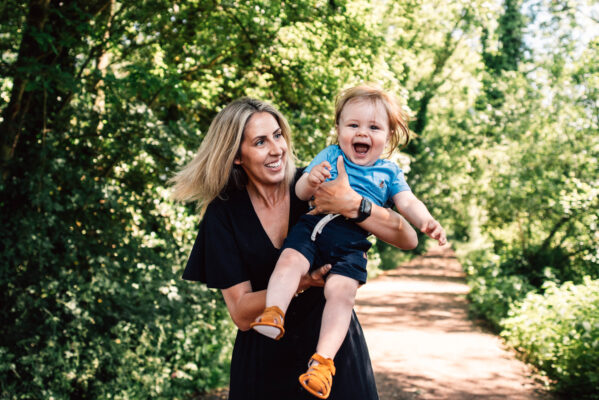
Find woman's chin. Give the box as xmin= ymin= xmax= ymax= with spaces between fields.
xmin=259 ymin=169 xmax=286 ymax=186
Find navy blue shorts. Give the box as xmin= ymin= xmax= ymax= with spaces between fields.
xmin=282 ymin=214 xmax=372 ymax=284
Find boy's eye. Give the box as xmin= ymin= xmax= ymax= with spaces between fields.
xmin=370 ymin=125 xmax=380 ymax=130
xmin=349 ymin=123 xmax=358 ymax=128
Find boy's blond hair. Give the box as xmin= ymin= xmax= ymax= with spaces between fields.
xmin=335 ymin=84 xmax=411 ymax=157
xmin=170 ymin=97 xmax=296 ymax=209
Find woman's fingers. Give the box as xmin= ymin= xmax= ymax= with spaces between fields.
xmin=310 ymin=156 xmax=361 ymax=217
xmin=335 ymin=156 xmax=349 ymax=182
xmin=310 ymin=264 xmax=331 ymax=284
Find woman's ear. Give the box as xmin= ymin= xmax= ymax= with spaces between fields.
xmin=234 ymin=157 xmax=242 ymax=165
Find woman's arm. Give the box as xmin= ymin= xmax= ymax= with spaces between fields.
xmin=221 ymin=283 xmax=266 ymax=331
xmin=310 ymin=156 xmax=418 ymax=250
xmin=221 ymin=264 xmax=332 ymax=331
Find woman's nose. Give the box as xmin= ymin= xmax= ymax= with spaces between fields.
xmin=269 ymin=142 xmax=283 ymax=155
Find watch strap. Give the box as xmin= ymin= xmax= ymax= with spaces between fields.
xmin=349 ymin=197 xmax=372 ymax=223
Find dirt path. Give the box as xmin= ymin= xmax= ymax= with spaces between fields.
xmin=355 ymin=245 xmax=553 ymax=400
xmin=197 ymin=245 xmax=554 ymax=400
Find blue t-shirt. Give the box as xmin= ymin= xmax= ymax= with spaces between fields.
xmin=304 ymin=145 xmax=410 ymax=207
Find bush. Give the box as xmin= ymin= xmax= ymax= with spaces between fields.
xmin=501 ymin=277 xmax=599 ymax=399
xmin=462 ymin=250 xmax=535 ymax=330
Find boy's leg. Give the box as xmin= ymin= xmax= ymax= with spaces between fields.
xmin=252 ymin=248 xmax=310 ymax=339
xmin=316 ymin=273 xmax=360 ymax=359
xmin=265 ymin=248 xmax=310 ymax=313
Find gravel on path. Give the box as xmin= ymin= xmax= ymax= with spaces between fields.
xmin=355 ymin=245 xmax=554 ymax=400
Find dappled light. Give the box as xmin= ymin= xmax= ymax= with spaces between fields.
xmin=1 ymin=0 xmax=597 ymax=398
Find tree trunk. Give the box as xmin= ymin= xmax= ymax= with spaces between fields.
xmin=0 ymin=0 xmax=51 ymax=178
xmin=0 ymin=0 xmax=110 ymax=180
xmin=92 ymin=0 xmax=115 ymax=134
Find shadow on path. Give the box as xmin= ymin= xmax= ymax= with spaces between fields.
xmin=356 ymin=246 xmax=554 ymax=400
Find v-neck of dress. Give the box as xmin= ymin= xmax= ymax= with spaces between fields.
xmin=242 ymin=187 xmax=291 ymax=251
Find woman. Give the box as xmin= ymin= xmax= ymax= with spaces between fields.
xmin=171 ymin=97 xmax=417 ymax=399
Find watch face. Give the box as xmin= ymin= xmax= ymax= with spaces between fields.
xmin=361 ymin=198 xmax=372 ymax=216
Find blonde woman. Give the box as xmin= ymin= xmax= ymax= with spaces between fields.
xmin=172 ymin=97 xmax=417 ymax=399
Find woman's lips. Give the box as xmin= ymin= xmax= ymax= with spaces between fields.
xmin=265 ymin=159 xmax=283 ymax=170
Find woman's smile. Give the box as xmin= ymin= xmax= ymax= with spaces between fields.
xmin=236 ymin=112 xmax=288 ymax=186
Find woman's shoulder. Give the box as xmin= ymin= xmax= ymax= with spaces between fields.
xmin=202 ymin=188 xmax=249 ymax=225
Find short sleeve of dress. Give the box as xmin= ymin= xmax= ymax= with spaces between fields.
xmin=388 ymin=162 xmax=411 ymax=197
xmin=182 ymin=201 xmax=249 ymax=289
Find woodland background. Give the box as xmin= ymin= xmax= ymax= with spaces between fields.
xmin=1 ymin=0 xmax=597 ymax=398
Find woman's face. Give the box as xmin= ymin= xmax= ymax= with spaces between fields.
xmin=235 ymin=112 xmax=288 ymax=187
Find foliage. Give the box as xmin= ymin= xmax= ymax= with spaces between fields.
xmin=502 ymin=278 xmax=599 ymax=398
xmin=407 ymin=0 xmax=598 ymax=392
xmin=1 ymin=0 xmax=598 ymax=397
xmin=0 ymin=0 xmax=386 ymax=398
xmin=462 ymin=249 xmax=535 ymax=330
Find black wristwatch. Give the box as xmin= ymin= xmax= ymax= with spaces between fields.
xmin=349 ymin=197 xmax=372 ymax=223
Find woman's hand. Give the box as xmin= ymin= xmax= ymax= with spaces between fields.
xmin=310 ymin=156 xmax=361 ymax=218
xmin=296 ymin=263 xmax=332 ymax=294
xmin=311 ymin=155 xmax=418 ymax=249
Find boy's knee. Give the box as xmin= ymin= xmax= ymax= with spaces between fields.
xmin=324 ymin=275 xmax=358 ymax=306
xmin=276 ymin=248 xmax=309 ymax=271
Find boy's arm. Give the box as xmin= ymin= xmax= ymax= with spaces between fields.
xmin=295 ymin=161 xmax=331 ymax=201
xmin=393 ymin=191 xmax=447 ymax=246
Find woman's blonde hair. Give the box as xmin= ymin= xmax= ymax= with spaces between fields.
xmin=335 ymin=84 xmax=411 ymax=157
xmin=170 ymin=97 xmax=296 ymax=208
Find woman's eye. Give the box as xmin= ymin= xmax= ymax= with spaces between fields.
xmin=256 ymin=139 xmax=264 ymax=146
xmin=274 ymin=132 xmax=283 ymax=139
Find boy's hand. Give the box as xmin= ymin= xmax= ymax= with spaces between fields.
xmin=308 ymin=161 xmax=331 ymax=187
xmin=421 ymin=219 xmax=447 ymax=246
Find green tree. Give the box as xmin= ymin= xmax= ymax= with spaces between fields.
xmin=0 ymin=1 xmax=386 ymax=397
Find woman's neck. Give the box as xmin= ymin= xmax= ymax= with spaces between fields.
xmin=246 ymin=180 xmax=288 ymax=208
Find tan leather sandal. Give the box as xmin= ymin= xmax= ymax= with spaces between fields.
xmin=298 ymin=353 xmax=336 ymax=399
xmin=250 ymin=305 xmax=285 ymax=340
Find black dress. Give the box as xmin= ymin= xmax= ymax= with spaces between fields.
xmin=182 ymin=174 xmax=379 ymax=400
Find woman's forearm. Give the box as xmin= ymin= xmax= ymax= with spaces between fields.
xmin=358 ymin=203 xmax=418 ymax=249
xmin=221 ymin=264 xmax=330 ymax=331
xmin=222 ymin=283 xmax=267 ymax=331
xmin=310 ymin=155 xmax=418 ymax=250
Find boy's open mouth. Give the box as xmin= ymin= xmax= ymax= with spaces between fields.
xmin=353 ymin=143 xmax=370 ymax=154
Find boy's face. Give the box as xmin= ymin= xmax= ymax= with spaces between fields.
xmin=336 ymin=98 xmax=389 ymax=166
